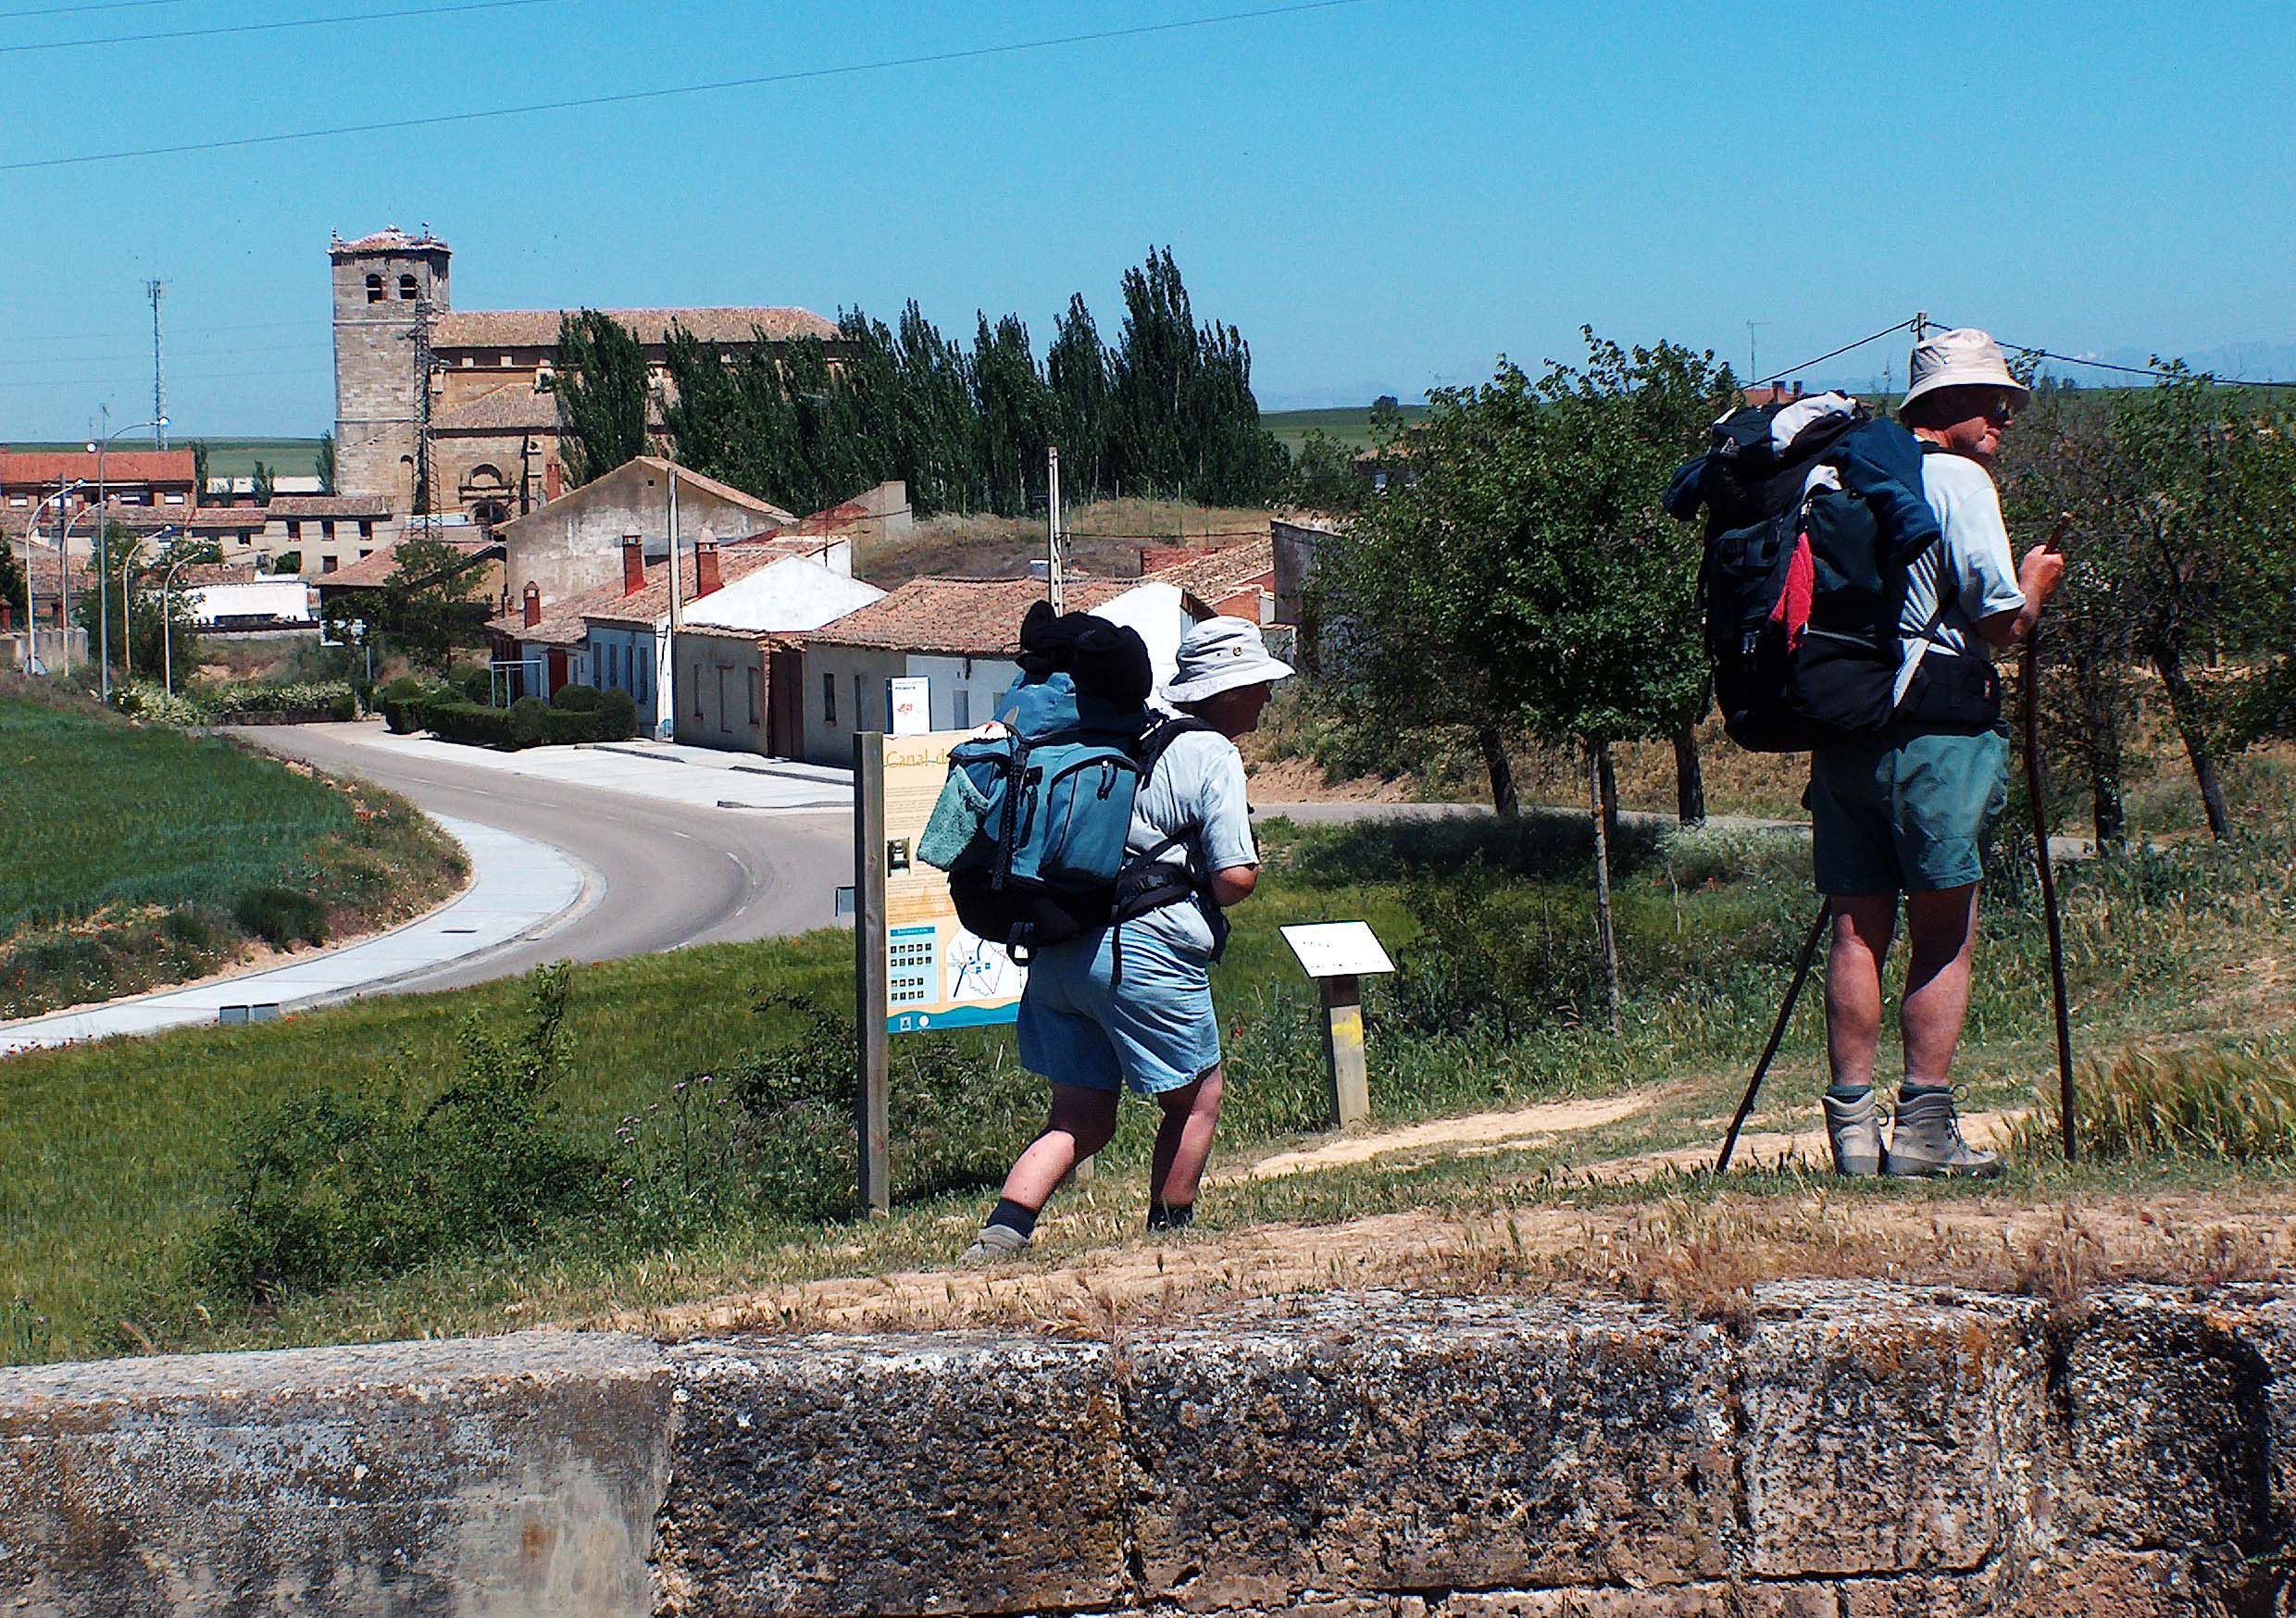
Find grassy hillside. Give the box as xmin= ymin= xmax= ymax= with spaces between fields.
xmin=1263 ymin=404 xmax=1430 ymax=452
xmin=0 ymin=682 xmax=464 ymax=1019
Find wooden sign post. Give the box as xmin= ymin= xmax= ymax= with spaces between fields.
xmin=1280 ymin=922 xmax=1395 ymax=1130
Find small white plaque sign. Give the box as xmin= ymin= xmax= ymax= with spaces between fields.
xmin=887 ymin=677 xmax=930 ymax=737
xmin=1280 ymin=921 xmax=1395 ymax=979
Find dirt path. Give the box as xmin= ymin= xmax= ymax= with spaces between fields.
xmin=1227 ymin=1092 xmax=1657 ymax=1182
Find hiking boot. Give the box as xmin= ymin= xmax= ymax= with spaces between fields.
xmin=1884 ymin=1089 xmax=2003 ymax=1179
xmin=1822 ymin=1089 xmax=1883 ymax=1176
xmin=958 ymin=1222 xmax=1032 ymax=1266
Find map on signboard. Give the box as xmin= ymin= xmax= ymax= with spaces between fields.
xmin=1279 ymin=921 xmax=1396 ymax=979
xmin=878 ymin=728 xmax=1026 ymax=1034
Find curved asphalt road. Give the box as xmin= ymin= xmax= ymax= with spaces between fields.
xmin=238 ymin=728 xmax=852 ymax=994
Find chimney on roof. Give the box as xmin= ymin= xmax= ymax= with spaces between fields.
xmin=545 ymin=460 xmax=563 ymax=503
xmin=621 ymin=532 xmax=645 ymax=595
xmin=694 ymin=539 xmax=721 ymax=599
xmin=522 ymin=580 xmax=541 ymax=629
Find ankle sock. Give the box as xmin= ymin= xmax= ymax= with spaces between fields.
xmin=986 ymin=1198 xmax=1039 ymax=1239
xmin=1826 ymin=1083 xmax=1873 ymax=1102
xmin=1900 ymin=1081 xmax=1952 ymax=1101
xmin=1146 ymin=1201 xmax=1194 ymax=1232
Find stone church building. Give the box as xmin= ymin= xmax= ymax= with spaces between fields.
xmin=329 ymin=226 xmax=840 ymax=525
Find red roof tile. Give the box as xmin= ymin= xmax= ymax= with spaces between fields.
xmin=1 ymin=450 xmax=196 ymax=486
xmin=432 ymin=307 xmax=839 ymax=349
xmin=806 ymin=577 xmax=1140 ymax=657
xmin=266 ymin=494 xmax=393 ymax=518
xmin=1142 ymin=539 xmax=1275 ymax=600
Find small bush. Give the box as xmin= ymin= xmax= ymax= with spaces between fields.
xmin=381 ymin=676 xmax=430 ymax=703
xmin=422 ymin=700 xmax=518 ymax=748
xmin=550 ymin=683 xmax=604 ymax=714
xmin=508 ymin=696 xmax=552 ymax=749
xmin=329 ymin=691 xmax=358 ymax=722
xmin=448 ymin=664 xmax=493 ymax=705
xmin=381 ymin=696 xmax=430 ymax=734
xmin=594 ymin=688 xmax=638 ymax=741
xmin=193 ymin=965 xmax=602 ymax=1308
xmin=232 ymin=886 xmax=329 ymax=950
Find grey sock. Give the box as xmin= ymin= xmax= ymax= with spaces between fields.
xmin=1900 ymin=1081 xmax=1952 ymax=1101
xmin=1827 ymin=1083 xmax=1873 ymax=1102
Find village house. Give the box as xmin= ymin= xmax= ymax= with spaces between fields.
xmin=1 ymin=449 xmax=199 ymax=531
xmin=1141 ymin=537 xmax=1277 ymax=622
xmin=798 ymin=576 xmax=1208 ymax=767
xmin=173 ymin=565 xmax=315 ymax=629
xmin=664 ymin=553 xmax=884 ymax=755
xmin=488 ymin=456 xmax=799 ymax=604
xmin=315 ymin=537 xmax=507 ymax=632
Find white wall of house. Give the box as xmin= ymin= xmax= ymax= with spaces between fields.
xmin=801 ymin=641 xmax=905 ymax=766
xmin=673 ymin=634 xmax=769 ymax=753
xmin=181 ymin=579 xmax=315 ymax=627
xmin=1094 ymin=580 xmax=1192 ymax=694
xmin=909 ymin=654 xmax=1017 ymax=730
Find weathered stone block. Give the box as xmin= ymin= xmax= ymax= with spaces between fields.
xmin=2050 ymin=1288 xmax=2266 ymax=1552
xmin=1838 ymin=1549 xmax=2209 ymax=1617
xmin=1125 ymin=1295 xmax=1736 ymax=1608
xmin=1448 ymin=1583 xmax=1838 ymax=1616
xmin=654 ymin=1332 xmax=1126 ymax=1617
xmin=1738 ymin=1285 xmax=2047 ymax=1579
xmin=0 ymin=1330 xmax=672 ymax=1617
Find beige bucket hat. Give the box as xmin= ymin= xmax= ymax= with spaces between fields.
xmin=1164 ymin=616 xmax=1294 ymax=704
xmin=1900 ymin=327 xmax=2031 ymax=413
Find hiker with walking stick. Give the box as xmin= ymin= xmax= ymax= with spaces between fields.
xmin=1814 ymin=330 xmax=2065 ymax=1177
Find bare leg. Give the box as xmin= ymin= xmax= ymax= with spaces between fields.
xmin=1900 ymin=884 xmax=1980 ymax=1084
xmin=1149 ymin=1065 xmax=1227 ymax=1207
xmin=1824 ymin=894 xmax=1898 ymax=1089
xmin=997 ymin=1083 xmax=1119 ymax=1212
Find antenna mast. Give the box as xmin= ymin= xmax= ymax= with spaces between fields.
xmin=146 ymin=280 xmax=168 ymax=447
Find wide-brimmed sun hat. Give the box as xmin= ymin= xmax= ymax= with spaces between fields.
xmin=1164 ymin=616 xmax=1294 ymax=704
xmin=1900 ymin=327 xmax=2031 ymax=414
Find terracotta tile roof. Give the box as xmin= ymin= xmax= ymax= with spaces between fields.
xmin=318 ymin=537 xmax=495 ymax=591
xmin=806 ymin=577 xmax=1140 ymax=657
xmin=0 ymin=504 xmax=268 ymax=539
xmin=431 ymin=307 xmax=840 ymax=349
xmin=489 ymin=457 xmax=793 ymax=537
xmin=8 ymin=545 xmax=94 ymax=596
xmin=1 ymin=450 xmax=196 ymax=486
xmin=266 ymin=494 xmax=393 ymax=518
xmin=580 ymin=547 xmax=786 ymax=628
xmin=168 ymin=563 xmax=265 ymax=589
xmin=1142 ymin=539 xmax=1276 ymax=600
xmin=433 ymin=389 xmax=561 ymax=433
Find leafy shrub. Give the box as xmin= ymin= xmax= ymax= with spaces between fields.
xmin=593 ymin=688 xmax=638 ymax=741
xmin=1382 ymin=857 xmax=1600 ymax=1039
xmin=329 ymin=691 xmax=358 ymax=722
xmin=448 ymin=664 xmax=493 ymax=704
xmin=193 ymin=965 xmax=602 ymax=1306
xmin=422 ymin=700 xmax=518 ymax=748
xmin=508 ymin=696 xmax=552 ymax=749
xmin=232 ymin=885 xmax=328 ymax=949
xmin=381 ymin=675 xmax=430 ymax=702
xmin=381 ymin=695 xmax=431 ymax=734
xmin=550 ymin=682 xmax=604 ymax=714
xmin=269 ymin=551 xmax=302 ymax=575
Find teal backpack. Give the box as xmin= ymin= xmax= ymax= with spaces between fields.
xmin=924 ymin=670 xmax=1210 ymax=972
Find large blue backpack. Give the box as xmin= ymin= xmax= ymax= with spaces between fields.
xmin=935 ymin=671 xmax=1211 ymax=967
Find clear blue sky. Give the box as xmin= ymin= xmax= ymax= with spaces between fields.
xmin=5 ymin=0 xmax=2292 ymax=439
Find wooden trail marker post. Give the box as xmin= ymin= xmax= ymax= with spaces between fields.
xmin=1281 ymin=922 xmax=1396 ymax=1128
xmin=854 ymin=721 xmax=1029 ymax=1215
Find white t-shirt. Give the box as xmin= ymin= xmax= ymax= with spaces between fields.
xmin=1893 ymin=452 xmax=2027 ymax=704
xmin=1125 ymin=726 xmax=1257 ymax=961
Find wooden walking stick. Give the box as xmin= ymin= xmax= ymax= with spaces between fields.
xmin=1716 ymin=902 xmax=1829 ymax=1174
xmin=2023 ymin=516 xmax=2078 ymax=1159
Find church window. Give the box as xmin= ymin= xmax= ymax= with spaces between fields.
xmin=399 ymin=274 xmax=418 ymax=300
xmin=365 ymin=274 xmax=383 ymax=303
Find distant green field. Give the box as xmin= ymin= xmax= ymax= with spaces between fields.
xmin=1263 ymin=404 xmax=1431 ymax=452
xmin=6 ymin=438 xmax=325 ymax=479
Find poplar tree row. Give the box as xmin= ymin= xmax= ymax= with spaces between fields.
xmin=553 ymin=249 xmax=1287 ymax=519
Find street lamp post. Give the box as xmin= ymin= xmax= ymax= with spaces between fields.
xmin=122 ymin=524 xmax=179 ymax=687
xmin=18 ymin=481 xmax=85 ymax=677
xmin=89 ymin=414 xmax=168 ymax=701
xmin=159 ymin=543 xmax=218 ymax=698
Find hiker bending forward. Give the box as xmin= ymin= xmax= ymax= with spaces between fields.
xmin=966 ymin=617 xmax=1293 ymax=1261
xmin=1817 ymin=329 xmax=2064 ymax=1178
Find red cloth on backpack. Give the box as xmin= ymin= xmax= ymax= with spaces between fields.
xmin=1769 ymin=530 xmax=1816 ymax=650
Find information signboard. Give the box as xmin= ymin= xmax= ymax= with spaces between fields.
xmin=1280 ymin=921 xmax=1396 ymax=979
xmin=888 ymin=677 xmax=930 ymax=737
xmin=870 ymin=728 xmax=1025 ymax=1034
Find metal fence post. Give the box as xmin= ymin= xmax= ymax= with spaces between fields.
xmin=854 ymin=731 xmax=892 ymax=1215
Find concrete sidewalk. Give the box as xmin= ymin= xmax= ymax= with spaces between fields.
xmin=310 ymin=725 xmax=853 ymax=812
xmin=0 ymin=816 xmax=591 ymax=1057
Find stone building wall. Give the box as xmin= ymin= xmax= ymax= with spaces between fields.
xmin=330 ymin=230 xmax=451 ymax=508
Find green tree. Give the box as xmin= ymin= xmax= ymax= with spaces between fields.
xmin=251 ymin=461 xmax=276 ymax=504
xmin=314 ymin=432 xmax=337 ymax=495
xmin=190 ymin=442 xmax=211 ymax=500
xmin=554 ymin=310 xmax=652 ymax=487
xmin=1047 ymin=293 xmax=1112 ymax=501
xmin=362 ymin=535 xmax=491 ymax=674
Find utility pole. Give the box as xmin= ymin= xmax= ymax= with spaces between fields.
xmin=1746 ymin=320 xmax=1767 ymax=385
xmin=1045 ymin=444 xmax=1064 ymax=613
xmin=146 ymin=280 xmax=167 ymax=448
xmin=1913 ymin=309 xmax=1929 ymax=342
xmin=55 ymin=479 xmax=73 ymax=674
xmin=410 ymin=298 xmax=436 ymax=517
xmin=661 ymin=467 xmax=681 ymax=741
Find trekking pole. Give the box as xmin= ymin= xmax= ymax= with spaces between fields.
xmin=1716 ymin=902 xmax=1829 ymax=1174
xmin=2021 ymin=533 xmax=2078 ymax=1160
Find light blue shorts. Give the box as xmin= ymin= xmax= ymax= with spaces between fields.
xmin=1808 ymin=728 xmax=2009 ymax=896
xmin=1016 ymin=926 xmax=1220 ymax=1097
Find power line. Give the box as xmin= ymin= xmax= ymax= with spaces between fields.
xmin=1754 ymin=317 xmax=1918 ymax=388
xmin=5 ymin=316 xmax=322 ymax=346
xmin=1 ymin=0 xmax=1377 ymax=171
xmin=0 ymin=0 xmax=180 ymax=17
xmin=0 ymin=0 xmax=551 ymax=56
xmin=1992 ymin=337 xmax=2296 ymax=389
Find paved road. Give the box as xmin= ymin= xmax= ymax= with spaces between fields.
xmin=240 ymin=727 xmax=852 ymax=993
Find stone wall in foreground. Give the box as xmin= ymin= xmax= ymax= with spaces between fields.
xmin=4 ymin=1282 xmax=2293 ymax=1615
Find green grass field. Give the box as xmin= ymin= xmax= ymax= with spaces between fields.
xmin=1263 ymin=404 xmax=1431 ymax=453
xmin=5 ymin=438 xmax=325 ymax=480
xmin=5 ymin=746 xmax=2290 ymax=1363
xmin=0 ymin=685 xmax=464 ymax=1019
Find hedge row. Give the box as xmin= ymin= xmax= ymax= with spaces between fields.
xmin=391 ymin=686 xmax=639 ymax=750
